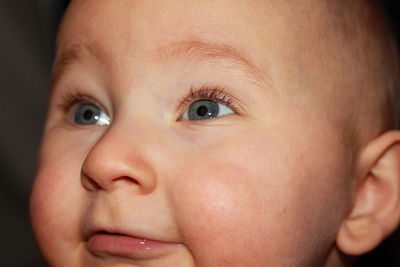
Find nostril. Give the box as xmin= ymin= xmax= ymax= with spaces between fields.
xmin=81 ymin=172 xmax=102 ymax=191
xmin=112 ymin=176 xmax=140 ymax=185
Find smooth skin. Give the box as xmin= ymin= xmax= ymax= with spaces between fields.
xmin=31 ymin=0 xmax=400 ymax=266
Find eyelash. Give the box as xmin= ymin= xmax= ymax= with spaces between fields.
xmin=58 ymin=92 xmax=103 ymax=113
xmin=180 ymin=86 xmax=241 ymax=115
xmin=58 ymin=86 xmax=241 ymax=120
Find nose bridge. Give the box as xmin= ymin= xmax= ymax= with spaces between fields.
xmin=82 ymin=122 xmax=158 ymax=193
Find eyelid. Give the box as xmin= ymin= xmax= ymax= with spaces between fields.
xmin=178 ymin=86 xmax=242 ymax=119
xmin=58 ymin=91 xmax=111 ymax=123
xmin=59 ymin=92 xmax=106 ymax=111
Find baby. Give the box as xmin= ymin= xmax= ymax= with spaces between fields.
xmin=30 ymin=0 xmax=400 ymax=266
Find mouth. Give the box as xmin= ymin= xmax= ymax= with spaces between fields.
xmin=86 ymin=230 xmax=182 ymax=260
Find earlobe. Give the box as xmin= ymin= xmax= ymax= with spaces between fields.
xmin=336 ymin=131 xmax=400 ymax=256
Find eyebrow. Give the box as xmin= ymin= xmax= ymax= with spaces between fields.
xmin=51 ymin=39 xmax=270 ymax=91
xmin=51 ymin=43 xmax=106 ymax=91
xmin=155 ymin=40 xmax=270 ymax=86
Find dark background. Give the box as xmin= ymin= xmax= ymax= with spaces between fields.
xmin=0 ymin=0 xmax=398 ymax=266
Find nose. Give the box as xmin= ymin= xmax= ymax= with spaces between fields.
xmin=81 ymin=126 xmax=158 ymax=194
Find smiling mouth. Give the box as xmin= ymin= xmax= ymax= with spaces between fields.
xmin=87 ymin=231 xmax=181 ymax=260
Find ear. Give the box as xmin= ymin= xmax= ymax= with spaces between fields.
xmin=336 ymin=131 xmax=400 ymax=255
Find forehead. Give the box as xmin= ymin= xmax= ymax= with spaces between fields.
xmin=55 ymin=0 xmax=287 ymax=93
xmin=58 ymin=0 xmax=334 ymax=81
xmin=58 ymin=0 xmax=281 ymax=68
xmin=56 ymin=0 xmax=359 ymax=104
xmin=60 ymin=0 xmax=345 ymax=40
xmin=58 ymin=0 xmax=338 ymax=59
xmin=59 ymin=0 xmax=259 ymax=48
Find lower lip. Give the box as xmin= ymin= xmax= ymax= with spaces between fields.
xmin=87 ymin=233 xmax=180 ymax=260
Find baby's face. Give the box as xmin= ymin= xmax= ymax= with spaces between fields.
xmin=31 ymin=0 xmax=357 ymax=266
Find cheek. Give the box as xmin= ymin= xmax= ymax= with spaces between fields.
xmin=30 ymin=130 xmax=94 ymax=264
xmin=31 ymin=167 xmax=85 ymax=264
xmin=171 ymin=161 xmax=272 ymax=266
xmin=169 ymin=132 xmax=350 ymax=266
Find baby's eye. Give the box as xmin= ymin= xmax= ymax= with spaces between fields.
xmin=181 ymin=99 xmax=234 ymax=121
xmin=72 ymin=103 xmax=110 ymax=125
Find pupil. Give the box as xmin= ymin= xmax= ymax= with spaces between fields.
xmin=197 ymin=105 xmax=208 ymax=117
xmin=83 ymin=109 xmax=94 ymax=120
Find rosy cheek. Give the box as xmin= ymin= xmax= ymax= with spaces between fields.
xmin=168 ymin=144 xmax=281 ymax=265
xmin=30 ymin=168 xmax=80 ymax=263
xmin=30 ymin=131 xmax=93 ymax=263
xmin=167 ymin=128 xmax=350 ymax=266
